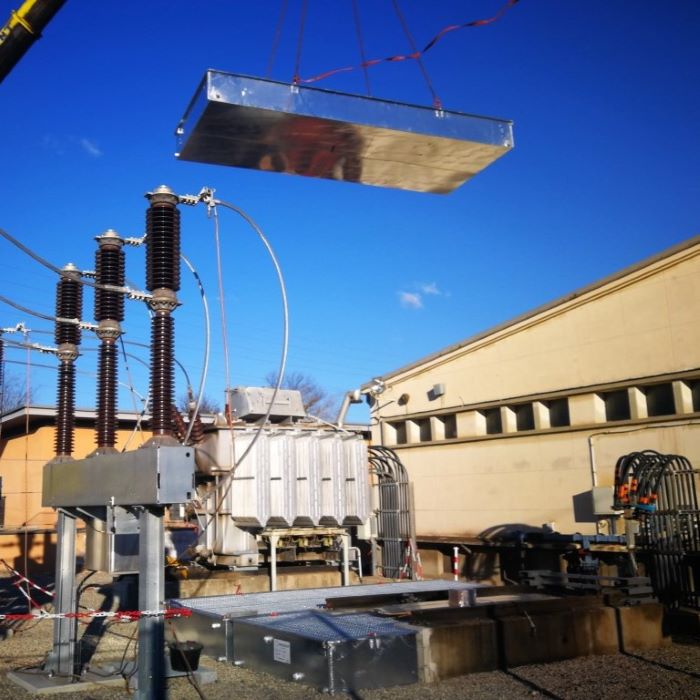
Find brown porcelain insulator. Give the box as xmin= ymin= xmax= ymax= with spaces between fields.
xmin=55 ymin=362 xmax=75 ymax=456
xmin=146 ymin=203 xmax=180 ymax=293
xmin=54 ymin=275 xmax=82 ymax=345
xmin=95 ymin=341 xmax=118 ymax=449
xmin=94 ymin=245 xmax=125 ymax=322
xmin=150 ymin=314 xmax=174 ymax=436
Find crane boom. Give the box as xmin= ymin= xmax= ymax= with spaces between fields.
xmin=0 ymin=0 xmax=66 ymax=83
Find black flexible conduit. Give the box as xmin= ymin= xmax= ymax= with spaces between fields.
xmin=368 ymin=446 xmax=412 ymax=579
xmin=614 ymin=450 xmax=700 ymax=608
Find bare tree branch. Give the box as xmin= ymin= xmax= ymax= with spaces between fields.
xmin=0 ymin=373 xmax=31 ymax=414
xmin=264 ymin=370 xmax=339 ymax=421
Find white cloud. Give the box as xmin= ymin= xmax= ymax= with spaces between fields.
xmin=399 ymin=291 xmax=423 ymax=309
xmin=80 ymin=138 xmax=103 ymax=157
xmin=420 ymin=282 xmax=440 ymax=296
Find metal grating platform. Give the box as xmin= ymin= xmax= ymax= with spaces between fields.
xmin=171 ymin=579 xmax=481 ymax=618
xmin=240 ymin=610 xmax=416 ymax=641
xmin=175 ymin=71 xmax=513 ymax=194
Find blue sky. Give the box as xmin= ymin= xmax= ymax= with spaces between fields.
xmin=1 ymin=1 xmax=698 ymax=423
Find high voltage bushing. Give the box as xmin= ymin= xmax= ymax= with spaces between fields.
xmin=95 ymin=230 xmax=125 ymax=323
xmin=146 ymin=188 xmax=181 ymax=293
xmin=94 ymin=230 xmax=125 ymax=452
xmin=54 ymin=264 xmax=82 ymax=459
xmin=55 ymin=363 xmax=75 ymax=457
xmin=96 ymin=343 xmax=118 ymax=448
xmin=188 ymin=411 xmax=205 ymax=444
xmin=54 ymin=266 xmax=82 ymax=347
xmin=145 ymin=186 xmax=180 ymax=439
xmin=150 ymin=314 xmax=175 ymax=436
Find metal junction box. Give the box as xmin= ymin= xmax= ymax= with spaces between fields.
xmin=175 ymin=71 xmax=513 ymax=194
xmin=42 ymin=445 xmax=195 ymax=508
xmin=84 ymin=505 xmax=140 ymax=574
xmin=232 ymin=611 xmax=418 ymax=693
xmin=228 ymin=386 xmax=306 ymax=422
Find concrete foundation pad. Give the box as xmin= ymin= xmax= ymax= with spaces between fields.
xmin=417 ymin=616 xmax=498 ymax=681
xmin=7 ymin=668 xmax=127 ymax=695
xmin=615 ymin=603 xmax=671 ymax=650
xmin=168 ymin=568 xmax=359 ymax=598
xmin=493 ymin=597 xmax=619 ymax=666
xmin=7 ymin=664 xmax=216 ymax=694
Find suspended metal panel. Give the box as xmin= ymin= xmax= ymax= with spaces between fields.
xmin=175 ymin=71 xmax=514 ymax=194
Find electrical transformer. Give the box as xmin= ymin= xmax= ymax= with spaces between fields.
xmin=192 ymin=395 xmax=371 ymax=569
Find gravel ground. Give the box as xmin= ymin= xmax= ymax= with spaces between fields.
xmin=0 ymin=578 xmax=699 ymax=699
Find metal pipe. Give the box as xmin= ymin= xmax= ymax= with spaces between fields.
xmin=341 ymin=533 xmax=350 ymax=586
xmin=269 ymin=533 xmax=279 ymax=592
xmin=348 ymin=546 xmax=363 ymax=581
xmin=587 ymin=434 xmax=599 ymax=488
xmin=335 ymin=389 xmax=361 ymax=428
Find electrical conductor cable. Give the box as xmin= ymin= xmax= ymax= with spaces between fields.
xmin=0 ymin=227 xmax=149 ymax=299
xmin=195 ymin=195 xmax=289 ymax=531
xmin=181 ymin=252 xmax=211 ymax=444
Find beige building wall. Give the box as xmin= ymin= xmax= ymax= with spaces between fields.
xmin=368 ymin=238 xmax=700 ymax=540
xmin=0 ymin=414 xmax=151 ymax=571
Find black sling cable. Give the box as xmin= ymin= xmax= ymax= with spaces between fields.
xmin=391 ymin=0 xmax=441 ymax=109
xmin=292 ymin=0 xmax=309 ymax=84
xmin=351 ymin=0 xmax=371 ymax=95
xmin=266 ymin=0 xmax=289 ymax=78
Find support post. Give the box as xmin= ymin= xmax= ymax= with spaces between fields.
xmin=45 ymin=509 xmax=77 ymax=677
xmin=136 ymin=506 xmax=165 ymax=700
xmin=269 ymin=533 xmax=279 ymax=592
xmin=341 ymin=533 xmax=350 ymax=586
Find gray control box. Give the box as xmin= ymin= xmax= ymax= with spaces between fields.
xmin=229 ymin=386 xmax=306 ymax=422
xmin=43 ymin=445 xmax=195 ymax=507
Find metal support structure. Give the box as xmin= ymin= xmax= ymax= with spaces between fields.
xmin=341 ymin=533 xmax=350 ymax=586
xmin=262 ymin=528 xmax=354 ymax=591
xmin=348 ymin=546 xmax=363 ymax=581
xmin=269 ymin=532 xmax=279 ymax=592
xmin=8 ymin=188 xmax=215 ymax=697
xmin=136 ymin=506 xmax=166 ymax=700
xmin=45 ymin=509 xmax=77 ymax=677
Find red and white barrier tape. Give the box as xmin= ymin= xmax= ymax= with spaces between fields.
xmin=1 ymin=559 xmax=54 ymax=598
xmin=0 ymin=607 xmax=192 ymax=623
